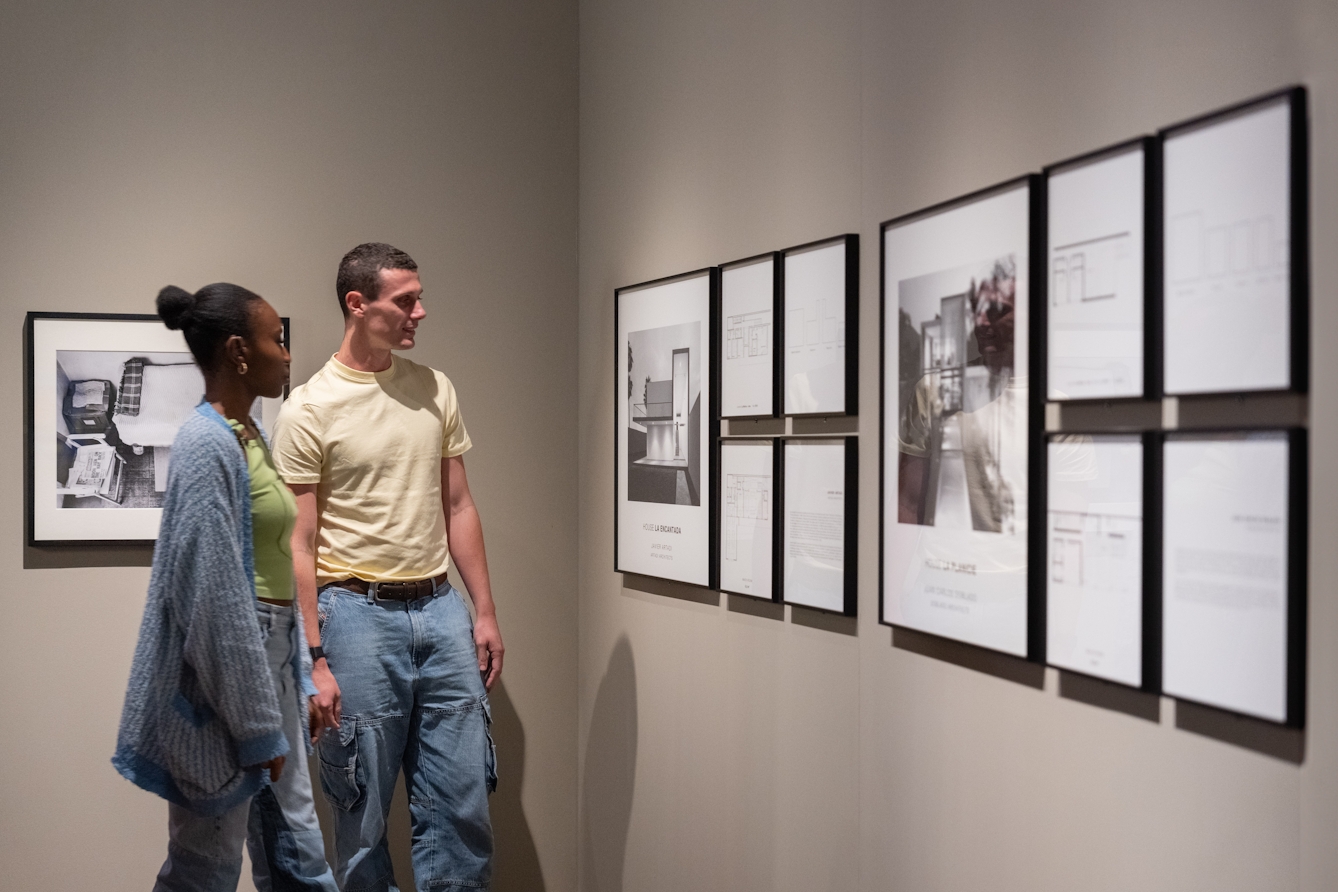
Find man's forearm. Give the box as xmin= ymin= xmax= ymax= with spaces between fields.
xmin=294 ymin=550 xmax=322 ymax=647
xmin=450 ymin=504 xmax=495 ymax=617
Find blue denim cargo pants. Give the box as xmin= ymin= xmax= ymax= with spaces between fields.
xmin=153 ymin=601 xmax=339 ymax=892
xmin=316 ymin=582 xmax=497 ymax=892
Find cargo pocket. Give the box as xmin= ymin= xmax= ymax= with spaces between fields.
xmin=482 ymin=696 xmax=498 ymax=794
xmin=317 ymin=718 xmax=364 ymax=811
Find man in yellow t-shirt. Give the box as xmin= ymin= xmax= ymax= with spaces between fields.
xmin=272 ymin=243 xmax=502 ymax=892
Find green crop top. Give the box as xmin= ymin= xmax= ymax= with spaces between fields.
xmin=229 ymin=419 xmax=298 ymax=601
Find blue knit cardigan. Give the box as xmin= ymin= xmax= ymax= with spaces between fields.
xmin=112 ymin=403 xmax=315 ymax=816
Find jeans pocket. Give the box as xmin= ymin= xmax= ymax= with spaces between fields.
xmin=317 ymin=718 xmax=363 ymax=811
xmin=316 ymin=590 xmax=336 ymax=631
xmin=482 ymin=697 xmax=498 ymax=794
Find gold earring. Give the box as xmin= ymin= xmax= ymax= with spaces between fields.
xmin=237 ymin=362 xmax=248 ymax=376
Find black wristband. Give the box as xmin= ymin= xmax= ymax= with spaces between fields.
xmin=309 ymin=646 xmax=326 ymax=663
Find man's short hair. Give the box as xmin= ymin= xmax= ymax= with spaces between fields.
xmin=336 ymin=243 xmax=418 ymax=317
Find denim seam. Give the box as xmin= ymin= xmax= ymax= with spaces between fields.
xmin=417 ymin=702 xmax=485 ymax=717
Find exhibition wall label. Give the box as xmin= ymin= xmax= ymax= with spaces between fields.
xmin=1046 ymin=140 xmax=1150 ymax=401
xmin=1162 ymin=90 xmax=1306 ymax=396
xmin=881 ymin=178 xmax=1035 ymax=657
xmin=615 ymin=269 xmax=717 ymax=587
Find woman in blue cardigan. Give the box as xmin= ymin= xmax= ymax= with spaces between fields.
xmin=113 ymin=283 xmax=337 ymax=892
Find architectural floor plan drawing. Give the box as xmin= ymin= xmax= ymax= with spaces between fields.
xmin=724 ymin=472 xmax=771 ymax=561
xmin=1048 ymin=509 xmax=1140 ymax=590
xmin=1051 ymin=231 xmax=1131 ymax=306
xmin=725 ymin=310 xmax=772 ymax=363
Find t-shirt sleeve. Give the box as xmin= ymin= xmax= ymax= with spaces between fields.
xmin=271 ymin=397 xmax=326 ymax=484
xmin=441 ymin=377 xmax=473 ymax=458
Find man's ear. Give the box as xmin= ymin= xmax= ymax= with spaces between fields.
xmin=345 ymin=290 xmax=367 ymax=318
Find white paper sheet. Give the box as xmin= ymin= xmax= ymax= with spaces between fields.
xmin=718 ymin=440 xmax=774 ymax=598
xmin=784 ymin=241 xmax=847 ymax=414
xmin=783 ymin=440 xmax=847 ymax=612
xmin=721 ymin=257 xmax=775 ymax=417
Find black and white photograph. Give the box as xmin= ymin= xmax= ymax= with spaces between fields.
xmin=615 ymin=270 xmax=716 ymax=587
xmin=626 ymin=321 xmax=703 ymax=505
xmin=895 ymin=255 xmax=1025 ymax=535
xmin=28 ymin=313 xmax=286 ymax=544
xmin=881 ymin=179 xmax=1035 ymax=657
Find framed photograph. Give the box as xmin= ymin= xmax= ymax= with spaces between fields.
xmin=1046 ymin=433 xmax=1160 ymax=689
xmin=1161 ymin=430 xmax=1306 ymax=726
xmin=782 ymin=234 xmax=858 ymax=416
xmin=716 ymin=438 xmax=778 ymax=600
xmin=1161 ymin=86 xmax=1308 ymax=396
xmin=781 ymin=438 xmax=857 ymax=615
xmin=1045 ymin=137 xmax=1159 ymax=401
xmin=26 ymin=312 xmax=288 ymax=545
xmin=720 ymin=252 xmax=780 ymax=419
xmin=880 ymin=176 xmax=1043 ymax=658
xmin=615 ymin=268 xmax=719 ymax=587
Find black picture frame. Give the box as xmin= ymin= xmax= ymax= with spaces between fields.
xmin=718 ymin=251 xmax=782 ymax=420
xmin=1159 ymin=428 xmax=1306 ymax=727
xmin=1042 ymin=135 xmax=1163 ymax=403
xmin=1158 ymin=85 xmax=1308 ymax=398
xmin=780 ymin=234 xmax=859 ymax=418
xmin=26 ymin=311 xmax=290 ymax=546
xmin=1042 ymin=429 xmax=1162 ymax=693
xmin=878 ymin=173 xmax=1045 ymax=661
xmin=779 ymin=436 xmax=857 ymax=616
xmin=714 ymin=436 xmax=780 ymax=601
xmin=614 ymin=267 xmax=720 ymax=588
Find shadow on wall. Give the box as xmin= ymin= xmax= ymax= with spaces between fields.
xmin=581 ymin=636 xmax=638 ymax=892
xmin=310 ymin=680 xmax=545 ymax=892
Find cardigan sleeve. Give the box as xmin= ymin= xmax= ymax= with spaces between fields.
xmin=166 ymin=440 xmax=287 ymax=767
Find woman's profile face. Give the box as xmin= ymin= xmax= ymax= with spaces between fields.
xmin=246 ymin=300 xmax=290 ymax=400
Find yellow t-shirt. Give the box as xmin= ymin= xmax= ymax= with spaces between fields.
xmin=271 ymin=354 xmax=472 ymax=584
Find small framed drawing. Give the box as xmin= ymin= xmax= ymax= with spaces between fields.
xmin=1046 ymin=432 xmax=1161 ymax=690
xmin=1161 ymin=430 xmax=1306 ymax=726
xmin=1045 ymin=136 xmax=1160 ymax=401
xmin=880 ymin=175 xmax=1044 ymax=659
xmin=26 ymin=312 xmax=289 ymax=545
xmin=716 ymin=438 xmax=778 ymax=600
xmin=615 ymin=268 xmax=719 ymax=587
xmin=719 ymin=252 xmax=780 ymax=419
xmin=780 ymin=437 xmax=857 ymax=616
xmin=1161 ymin=86 xmax=1308 ymax=396
xmin=782 ymin=234 xmax=858 ymax=416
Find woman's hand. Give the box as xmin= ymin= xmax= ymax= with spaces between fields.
xmin=255 ymin=755 xmax=285 ymax=783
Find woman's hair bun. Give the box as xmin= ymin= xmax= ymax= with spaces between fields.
xmin=156 ymin=285 xmax=195 ymax=330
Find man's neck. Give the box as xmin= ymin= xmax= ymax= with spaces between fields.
xmin=336 ymin=328 xmax=394 ymax=373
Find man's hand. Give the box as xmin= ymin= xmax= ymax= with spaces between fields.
xmin=256 ymin=755 xmax=285 ymax=783
xmin=308 ymin=660 xmax=342 ymax=744
xmin=474 ymin=614 xmax=504 ymax=691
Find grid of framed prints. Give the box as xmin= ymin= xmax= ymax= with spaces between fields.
xmin=619 ymin=85 xmax=1311 ymax=728
xmin=615 ymin=269 xmax=719 ymax=587
xmin=26 ymin=312 xmax=288 ymax=545
xmin=782 ymin=235 xmax=858 ymax=416
xmin=880 ymin=176 xmax=1041 ymax=658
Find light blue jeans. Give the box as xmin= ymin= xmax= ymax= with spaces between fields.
xmin=154 ymin=601 xmax=339 ymax=892
xmin=316 ymin=582 xmax=496 ymax=892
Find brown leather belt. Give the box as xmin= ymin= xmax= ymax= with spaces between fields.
xmin=334 ymin=573 xmax=449 ymax=601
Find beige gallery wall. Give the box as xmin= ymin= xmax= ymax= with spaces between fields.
xmin=577 ymin=0 xmax=1338 ymax=890
xmin=0 ymin=3 xmax=578 ymax=891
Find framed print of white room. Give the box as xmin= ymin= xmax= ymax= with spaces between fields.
xmin=26 ymin=312 xmax=288 ymax=545
xmin=880 ymin=176 xmax=1045 ymax=659
xmin=1161 ymin=87 xmax=1308 ymax=397
xmin=615 ymin=268 xmax=719 ymax=587
xmin=781 ymin=234 xmax=858 ymax=417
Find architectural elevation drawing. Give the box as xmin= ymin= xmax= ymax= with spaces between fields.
xmin=718 ymin=439 xmax=774 ymax=598
xmin=721 ymin=256 xmax=776 ymax=416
